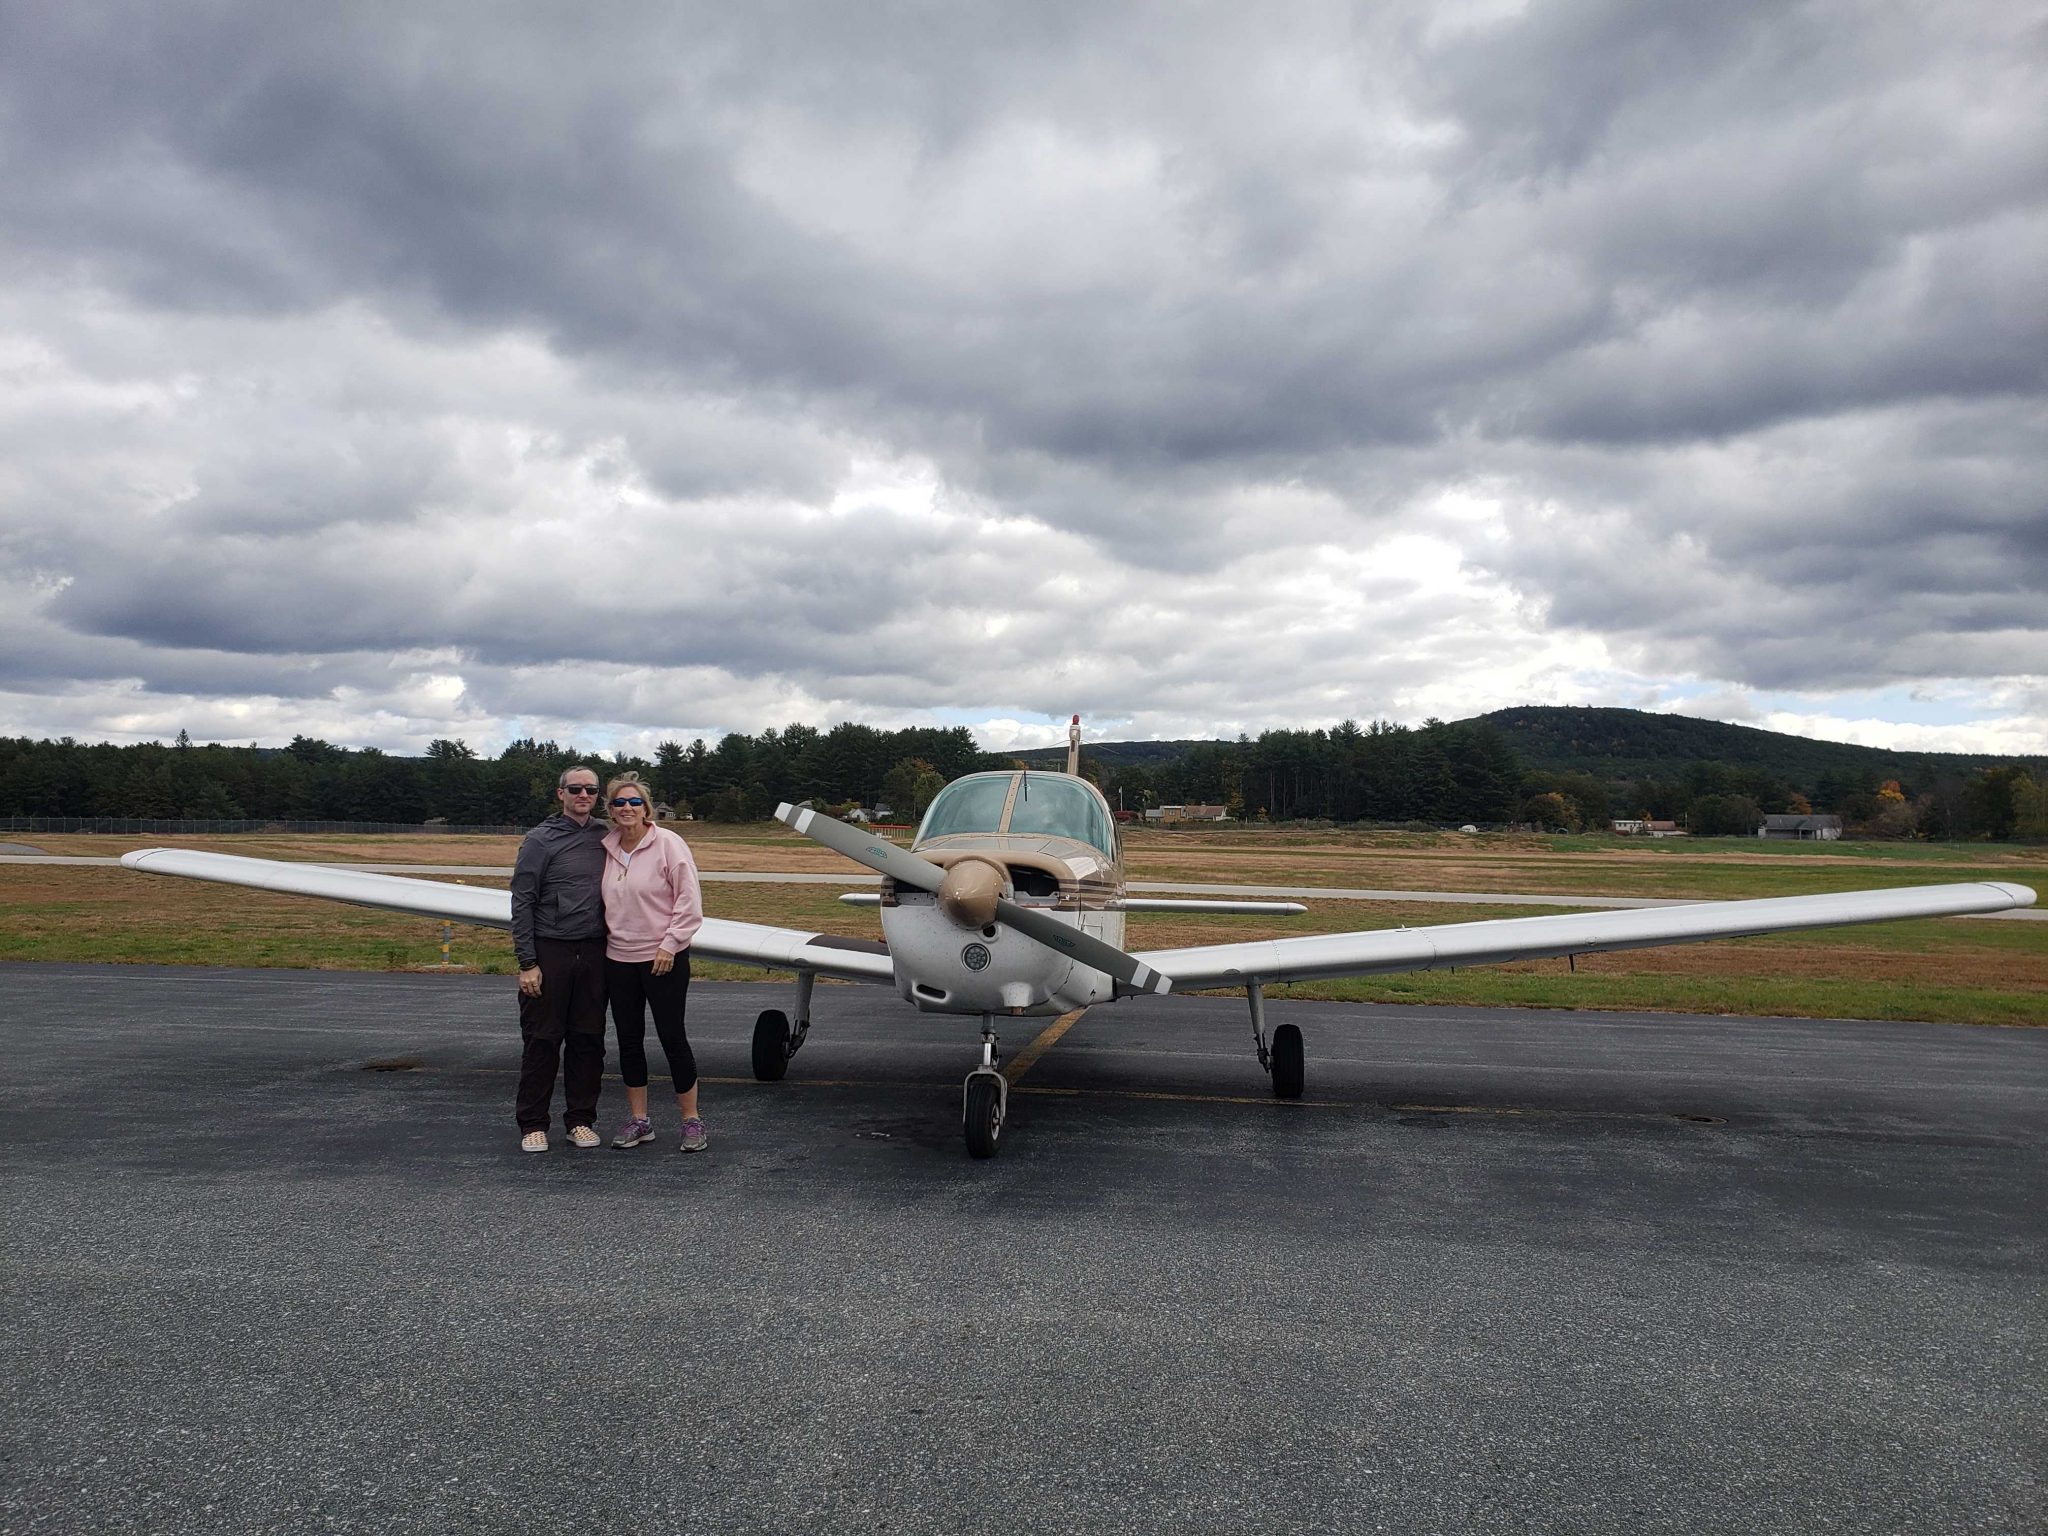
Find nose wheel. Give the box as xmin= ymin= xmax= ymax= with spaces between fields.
xmin=963 ymin=1021 xmax=1008 ymax=1158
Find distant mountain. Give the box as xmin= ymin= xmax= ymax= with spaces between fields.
xmin=1471 ymin=705 xmax=2041 ymax=788
xmin=1018 ymin=707 xmax=2041 ymax=794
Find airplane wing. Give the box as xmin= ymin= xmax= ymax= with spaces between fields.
xmin=118 ymin=848 xmax=895 ymax=984
xmin=1135 ymin=881 xmax=2037 ymax=989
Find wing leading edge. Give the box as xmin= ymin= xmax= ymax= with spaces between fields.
xmin=1136 ymin=881 xmax=2036 ymax=990
xmin=118 ymin=848 xmax=894 ymax=984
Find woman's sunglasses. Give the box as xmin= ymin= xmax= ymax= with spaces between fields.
xmin=609 ymin=796 xmax=646 ymax=807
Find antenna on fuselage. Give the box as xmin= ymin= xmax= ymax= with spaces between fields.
xmin=1066 ymin=713 xmax=1081 ymax=777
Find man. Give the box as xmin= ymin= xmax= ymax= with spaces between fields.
xmin=509 ymin=765 xmax=611 ymax=1152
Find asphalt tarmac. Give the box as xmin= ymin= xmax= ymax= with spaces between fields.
xmin=3 ymin=964 xmax=2043 ymax=1535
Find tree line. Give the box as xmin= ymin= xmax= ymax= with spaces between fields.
xmin=1084 ymin=720 xmax=2042 ymax=840
xmin=0 ymin=724 xmax=1004 ymax=827
xmin=2 ymin=719 xmax=2042 ymax=839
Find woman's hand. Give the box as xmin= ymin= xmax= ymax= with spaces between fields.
xmin=651 ymin=949 xmax=674 ymax=977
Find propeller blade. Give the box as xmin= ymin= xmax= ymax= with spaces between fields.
xmin=994 ymin=897 xmax=1173 ymax=996
xmin=777 ymin=801 xmax=1170 ymax=994
xmin=773 ymin=803 xmax=946 ymax=891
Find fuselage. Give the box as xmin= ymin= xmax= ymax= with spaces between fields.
xmin=879 ymin=770 xmax=1124 ymax=1016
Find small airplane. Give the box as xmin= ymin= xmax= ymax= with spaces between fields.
xmin=121 ymin=715 xmax=2037 ymax=1157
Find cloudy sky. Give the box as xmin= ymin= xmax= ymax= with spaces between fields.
xmin=1 ymin=1 xmax=2042 ymax=758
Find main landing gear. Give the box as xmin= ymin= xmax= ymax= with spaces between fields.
xmin=963 ymin=1019 xmax=1008 ymax=1159
xmin=751 ymin=972 xmax=814 ymax=1082
xmin=1248 ymin=982 xmax=1304 ymax=1099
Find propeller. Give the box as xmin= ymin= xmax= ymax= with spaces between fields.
xmin=775 ymin=803 xmax=1172 ymax=995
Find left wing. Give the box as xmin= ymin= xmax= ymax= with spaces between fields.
xmin=1136 ymin=881 xmax=2036 ymax=989
xmin=119 ymin=848 xmax=894 ymax=984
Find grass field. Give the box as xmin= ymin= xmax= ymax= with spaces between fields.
xmin=3 ymin=826 xmax=2042 ymax=1026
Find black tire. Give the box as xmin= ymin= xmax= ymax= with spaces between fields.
xmin=963 ymin=1074 xmax=1004 ymax=1159
xmin=1271 ymin=1023 xmax=1305 ymax=1100
xmin=751 ymin=1009 xmax=790 ymax=1082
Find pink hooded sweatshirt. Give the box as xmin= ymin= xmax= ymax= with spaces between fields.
xmin=599 ymin=823 xmax=704 ymax=963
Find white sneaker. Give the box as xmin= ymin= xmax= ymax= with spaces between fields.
xmin=566 ymin=1125 xmax=601 ymax=1149
xmin=520 ymin=1130 xmax=548 ymax=1154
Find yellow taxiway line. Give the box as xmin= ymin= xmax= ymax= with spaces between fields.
xmin=1001 ymin=1007 xmax=1088 ymax=1084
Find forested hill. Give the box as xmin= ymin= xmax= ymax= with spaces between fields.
xmin=1473 ymin=706 xmax=2044 ymax=786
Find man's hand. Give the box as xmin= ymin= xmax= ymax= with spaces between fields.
xmin=518 ymin=966 xmax=543 ymax=997
xmin=651 ymin=949 xmax=674 ymax=977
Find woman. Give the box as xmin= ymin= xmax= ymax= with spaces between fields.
xmin=599 ymin=772 xmax=709 ymax=1152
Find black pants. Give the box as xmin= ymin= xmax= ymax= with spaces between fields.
xmin=606 ymin=953 xmax=696 ymax=1095
xmin=516 ymin=934 xmax=608 ymax=1132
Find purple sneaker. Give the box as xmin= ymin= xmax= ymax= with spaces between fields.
xmin=679 ymin=1116 xmax=709 ymax=1153
xmin=612 ymin=1116 xmax=655 ymax=1149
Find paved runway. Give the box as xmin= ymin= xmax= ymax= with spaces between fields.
xmin=4 ymin=964 xmax=2044 ymax=1534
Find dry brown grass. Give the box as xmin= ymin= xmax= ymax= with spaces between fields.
xmin=6 ymin=826 xmax=2042 ymax=1022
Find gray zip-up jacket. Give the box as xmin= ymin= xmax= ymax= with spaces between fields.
xmin=509 ymin=813 xmax=609 ymax=968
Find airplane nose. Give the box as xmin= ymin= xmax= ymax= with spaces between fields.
xmin=937 ymin=857 xmax=1008 ymax=930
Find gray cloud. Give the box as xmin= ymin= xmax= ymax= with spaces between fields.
xmin=0 ymin=0 xmax=2041 ymax=752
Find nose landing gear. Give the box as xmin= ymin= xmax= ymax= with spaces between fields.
xmin=963 ymin=1019 xmax=1008 ymax=1159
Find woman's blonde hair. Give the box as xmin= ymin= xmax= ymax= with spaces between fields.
xmin=604 ymin=772 xmax=652 ymax=814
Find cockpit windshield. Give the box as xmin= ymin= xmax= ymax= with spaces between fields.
xmin=1007 ymin=775 xmax=1116 ymax=856
xmin=917 ymin=774 xmax=1012 ymax=840
xmin=915 ymin=772 xmax=1118 ymax=857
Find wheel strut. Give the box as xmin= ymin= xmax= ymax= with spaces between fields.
xmin=963 ymin=1018 xmax=1008 ymax=1159
xmin=787 ymin=971 xmax=815 ymax=1061
xmin=1248 ymin=983 xmax=1305 ymax=1099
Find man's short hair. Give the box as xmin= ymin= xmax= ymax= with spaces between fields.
xmin=557 ymin=764 xmax=600 ymax=790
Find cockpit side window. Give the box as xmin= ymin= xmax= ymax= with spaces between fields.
xmin=917 ymin=775 xmax=1013 ymax=841
xmin=1007 ymin=775 xmax=1116 ymax=856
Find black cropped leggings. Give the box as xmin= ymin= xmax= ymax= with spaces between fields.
xmin=606 ymin=954 xmax=697 ymax=1094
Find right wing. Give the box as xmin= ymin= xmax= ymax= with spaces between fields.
xmin=1136 ymin=881 xmax=2037 ymax=990
xmin=119 ymin=848 xmax=894 ymax=984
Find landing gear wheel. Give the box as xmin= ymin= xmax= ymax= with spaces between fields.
xmin=751 ymin=1009 xmax=791 ymax=1082
xmin=963 ymin=1072 xmax=1005 ymax=1159
xmin=1270 ymin=1023 xmax=1304 ymax=1100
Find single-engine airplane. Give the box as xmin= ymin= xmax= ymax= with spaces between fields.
xmin=121 ymin=716 xmax=2036 ymax=1157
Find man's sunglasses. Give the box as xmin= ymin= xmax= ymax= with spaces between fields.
xmin=609 ymin=796 xmax=646 ymax=808
xmin=563 ymin=784 xmax=600 ymax=795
